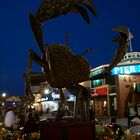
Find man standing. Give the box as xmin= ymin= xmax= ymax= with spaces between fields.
xmin=4 ymin=107 xmax=16 ymax=132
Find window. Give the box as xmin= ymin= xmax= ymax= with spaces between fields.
xmin=91 ymin=79 xmax=104 ymax=88
xmin=136 ymin=83 xmax=140 ymax=94
xmin=124 ymin=56 xmax=127 ymax=59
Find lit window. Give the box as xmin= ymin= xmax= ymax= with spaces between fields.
xmin=124 ymin=56 xmax=127 ymax=59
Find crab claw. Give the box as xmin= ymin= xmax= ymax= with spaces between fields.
xmin=35 ymin=0 xmax=97 ymax=24
xmin=70 ymin=0 xmax=97 ymax=24
xmin=112 ymin=26 xmax=131 ymax=41
xmin=70 ymin=5 xmax=90 ymax=24
xmin=80 ymin=0 xmax=97 ymax=19
xmin=29 ymin=13 xmax=44 ymax=53
xmin=112 ymin=25 xmax=129 ymax=35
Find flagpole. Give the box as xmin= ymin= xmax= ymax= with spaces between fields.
xmin=128 ymin=28 xmax=133 ymax=52
xmin=129 ymin=37 xmax=132 ymax=52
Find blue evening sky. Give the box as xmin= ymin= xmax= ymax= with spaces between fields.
xmin=0 ymin=0 xmax=140 ymax=96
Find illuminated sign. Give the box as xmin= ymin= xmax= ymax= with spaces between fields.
xmin=111 ymin=64 xmax=140 ymax=75
xmin=52 ymin=92 xmax=60 ymax=100
xmin=90 ymin=68 xmax=104 ymax=77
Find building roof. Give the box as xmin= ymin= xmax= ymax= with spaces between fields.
xmin=120 ymin=52 xmax=140 ymax=64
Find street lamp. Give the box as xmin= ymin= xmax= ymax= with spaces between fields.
xmin=2 ymin=92 xmax=6 ymax=98
xmin=1 ymin=92 xmax=6 ymax=108
xmin=44 ymin=88 xmax=50 ymax=94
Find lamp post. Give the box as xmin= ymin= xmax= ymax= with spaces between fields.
xmin=1 ymin=92 xmax=6 ymax=108
xmin=2 ymin=92 xmax=6 ymax=98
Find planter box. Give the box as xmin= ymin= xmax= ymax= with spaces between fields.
xmin=40 ymin=120 xmax=95 ymax=140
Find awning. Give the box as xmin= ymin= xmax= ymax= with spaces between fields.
xmin=91 ymin=85 xmax=108 ymax=97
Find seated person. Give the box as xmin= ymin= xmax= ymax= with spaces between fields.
xmin=55 ymin=108 xmax=65 ymax=119
xmin=107 ymin=117 xmax=124 ymax=136
xmin=129 ymin=117 xmax=140 ymax=134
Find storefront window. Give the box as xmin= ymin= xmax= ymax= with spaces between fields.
xmin=110 ymin=85 xmax=116 ymax=93
xmin=91 ymin=79 xmax=104 ymax=88
xmin=136 ymin=83 xmax=140 ymax=94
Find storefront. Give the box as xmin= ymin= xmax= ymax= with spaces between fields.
xmin=34 ymin=88 xmax=76 ymax=117
xmin=90 ymin=84 xmax=116 ymax=117
xmin=90 ymin=52 xmax=140 ymax=117
xmin=111 ymin=63 xmax=140 ymax=117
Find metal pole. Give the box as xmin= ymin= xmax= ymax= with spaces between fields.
xmin=107 ymin=86 xmax=110 ymax=116
xmin=128 ymin=28 xmax=133 ymax=52
xmin=73 ymin=96 xmax=76 ymax=117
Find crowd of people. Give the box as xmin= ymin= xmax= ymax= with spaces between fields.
xmin=1 ymin=106 xmax=140 ymax=139
xmin=1 ymin=105 xmax=73 ymax=137
xmin=2 ymin=107 xmax=40 ymax=139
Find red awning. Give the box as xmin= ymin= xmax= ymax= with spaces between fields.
xmin=96 ymin=87 xmax=107 ymax=95
xmin=91 ymin=86 xmax=108 ymax=96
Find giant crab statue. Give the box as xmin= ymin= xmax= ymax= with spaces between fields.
xmin=24 ymin=0 xmax=131 ymax=120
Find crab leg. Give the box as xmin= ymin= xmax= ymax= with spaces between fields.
xmin=25 ymin=49 xmax=49 ymax=98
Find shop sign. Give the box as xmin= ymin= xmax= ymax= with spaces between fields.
xmin=52 ymin=92 xmax=60 ymax=100
xmin=41 ymin=90 xmax=74 ymax=101
xmin=111 ymin=64 xmax=140 ymax=75
xmin=41 ymin=97 xmax=49 ymax=102
xmin=41 ymin=92 xmax=60 ymax=101
xmin=90 ymin=68 xmax=104 ymax=77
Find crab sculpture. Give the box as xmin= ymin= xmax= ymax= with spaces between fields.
xmin=24 ymin=0 xmax=97 ymax=120
xmin=24 ymin=0 xmax=131 ymax=120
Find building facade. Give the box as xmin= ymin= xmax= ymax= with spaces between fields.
xmin=90 ymin=52 xmax=140 ymax=118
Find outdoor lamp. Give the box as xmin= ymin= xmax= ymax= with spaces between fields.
xmin=2 ymin=92 xmax=6 ymax=97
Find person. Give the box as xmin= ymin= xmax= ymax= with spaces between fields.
xmin=4 ymin=107 xmax=16 ymax=132
xmin=128 ymin=103 xmax=137 ymax=127
xmin=64 ymin=106 xmax=73 ymax=117
xmin=89 ymin=105 xmax=94 ymax=120
xmin=129 ymin=117 xmax=140 ymax=134
xmin=106 ymin=117 xmax=124 ymax=136
xmin=18 ymin=108 xmax=26 ymax=128
xmin=24 ymin=112 xmax=36 ymax=134
xmin=56 ymin=108 xmax=64 ymax=119
xmin=46 ymin=108 xmax=52 ymax=118
xmin=34 ymin=110 xmax=40 ymax=122
xmin=32 ymin=109 xmax=40 ymax=132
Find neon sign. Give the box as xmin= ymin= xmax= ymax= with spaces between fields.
xmin=52 ymin=92 xmax=60 ymax=100
xmin=111 ymin=64 xmax=140 ymax=75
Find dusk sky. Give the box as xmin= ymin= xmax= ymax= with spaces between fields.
xmin=0 ymin=0 xmax=140 ymax=96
